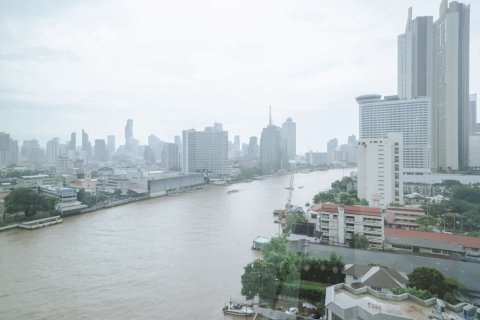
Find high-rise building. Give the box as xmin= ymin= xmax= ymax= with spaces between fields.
xmin=21 ymin=139 xmax=43 ymax=164
xmin=182 ymin=123 xmax=229 ymax=176
xmin=259 ymin=108 xmax=286 ymax=173
xmin=46 ymin=137 xmax=60 ymax=164
xmin=282 ymin=117 xmax=296 ymax=161
xmin=69 ymin=132 xmax=76 ymax=151
xmin=357 ymin=94 xmax=431 ymax=173
xmin=82 ymin=129 xmax=91 ymax=160
xmin=348 ymin=135 xmax=357 ymax=145
xmin=125 ymin=119 xmax=134 ymax=153
xmin=434 ymin=0 xmax=470 ymax=170
xmin=0 ymin=132 xmax=15 ymax=165
xmin=357 ymin=133 xmax=404 ymax=207
xmin=175 ymin=135 xmax=182 ymax=170
xmin=470 ymin=94 xmax=479 ymax=133
xmin=247 ymin=136 xmax=259 ymax=158
xmin=398 ymin=1 xmax=470 ymax=170
xmin=94 ymin=139 xmax=109 ymax=162
xmin=327 ymin=138 xmax=338 ymax=165
xmin=107 ymin=135 xmax=116 ymax=154
xmin=163 ymin=143 xmax=180 ymax=170
xmin=398 ymin=8 xmax=434 ymax=100
xmin=148 ymin=135 xmax=164 ymax=161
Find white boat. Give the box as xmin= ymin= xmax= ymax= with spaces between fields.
xmin=222 ymin=301 xmax=254 ymax=316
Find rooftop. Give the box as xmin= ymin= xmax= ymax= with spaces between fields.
xmin=319 ymin=203 xmax=382 ymax=217
xmin=385 ymin=228 xmax=480 ymax=249
xmin=326 ymin=284 xmax=466 ymax=320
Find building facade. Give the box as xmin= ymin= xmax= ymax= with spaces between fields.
xmin=316 ymin=203 xmax=384 ymax=249
xmin=281 ymin=117 xmax=296 ymax=161
xmin=357 ymin=133 xmax=404 ymax=206
xmin=182 ymin=123 xmax=229 ymax=176
xmin=357 ymin=94 xmax=431 ymax=173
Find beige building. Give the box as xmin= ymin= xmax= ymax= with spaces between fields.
xmin=385 ymin=207 xmax=425 ymax=230
xmin=316 ymin=203 xmax=384 ymax=249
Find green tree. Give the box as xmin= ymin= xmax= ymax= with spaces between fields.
xmin=4 ymin=188 xmax=54 ymax=217
xmin=113 ymin=188 xmax=122 ymax=196
xmin=348 ymin=234 xmax=369 ymax=249
xmin=408 ymin=267 xmax=447 ymax=298
xmin=443 ymin=292 xmax=456 ymax=304
xmin=416 ymin=215 xmax=438 ymax=229
xmin=313 ymin=191 xmax=335 ymax=204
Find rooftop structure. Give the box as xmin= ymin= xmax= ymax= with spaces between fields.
xmin=343 ymin=264 xmax=408 ymax=293
xmin=325 ymin=283 xmax=474 ymax=320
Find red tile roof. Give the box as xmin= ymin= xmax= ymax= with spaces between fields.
xmin=387 ymin=207 xmax=425 ymax=213
xmin=319 ymin=203 xmax=382 ymax=217
xmin=385 ymin=228 xmax=480 ymax=249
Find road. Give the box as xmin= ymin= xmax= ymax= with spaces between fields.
xmin=298 ymin=243 xmax=480 ymax=292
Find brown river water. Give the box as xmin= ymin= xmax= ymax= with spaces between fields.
xmin=0 ymin=169 xmax=347 ymax=320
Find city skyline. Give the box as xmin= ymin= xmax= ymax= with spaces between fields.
xmin=1 ymin=0 xmax=479 ymax=154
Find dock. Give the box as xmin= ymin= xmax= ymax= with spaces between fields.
xmin=18 ymin=216 xmax=63 ymax=230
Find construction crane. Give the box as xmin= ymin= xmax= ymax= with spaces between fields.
xmin=285 ymin=173 xmax=294 ymax=213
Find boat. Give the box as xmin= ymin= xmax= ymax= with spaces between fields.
xmin=227 ymin=189 xmax=239 ymax=194
xmin=222 ymin=301 xmax=254 ymax=316
xmin=298 ymin=186 xmax=304 ymax=189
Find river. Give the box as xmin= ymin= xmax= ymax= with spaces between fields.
xmin=0 ymin=169 xmax=348 ymax=320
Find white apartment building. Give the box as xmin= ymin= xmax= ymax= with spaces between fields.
xmin=182 ymin=124 xmax=230 ymax=176
xmin=316 ymin=203 xmax=384 ymax=249
xmin=357 ymin=94 xmax=431 ymax=173
xmin=357 ymin=132 xmax=403 ymax=207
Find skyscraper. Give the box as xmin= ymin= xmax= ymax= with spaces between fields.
xmin=125 ymin=119 xmax=134 ymax=153
xmin=107 ymin=135 xmax=116 ymax=154
xmin=82 ymin=129 xmax=91 ymax=160
xmin=94 ymin=139 xmax=109 ymax=162
xmin=434 ymin=0 xmax=470 ymax=170
xmin=327 ymin=138 xmax=338 ymax=165
xmin=398 ymin=8 xmax=434 ymax=100
xmin=470 ymin=94 xmax=479 ymax=133
xmin=398 ymin=1 xmax=470 ymax=170
xmin=282 ymin=117 xmax=296 ymax=161
xmin=259 ymin=108 xmax=286 ymax=173
xmin=69 ymin=132 xmax=76 ymax=151
xmin=247 ymin=136 xmax=259 ymax=158
xmin=46 ymin=137 xmax=60 ymax=164
xmin=182 ymin=123 xmax=229 ymax=176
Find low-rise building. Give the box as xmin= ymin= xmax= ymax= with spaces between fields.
xmin=385 ymin=207 xmax=425 ymax=230
xmin=39 ymin=186 xmax=87 ymax=215
xmin=384 ymin=228 xmax=480 ymax=259
xmin=316 ymin=203 xmax=384 ymax=249
xmin=343 ymin=264 xmax=408 ymax=293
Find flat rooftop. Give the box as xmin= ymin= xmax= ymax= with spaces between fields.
xmin=327 ymin=285 xmax=464 ymax=320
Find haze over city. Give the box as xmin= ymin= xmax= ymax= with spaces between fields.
xmin=1 ymin=0 xmax=479 ymax=153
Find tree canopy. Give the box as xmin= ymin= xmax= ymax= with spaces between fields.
xmin=408 ymin=267 xmax=451 ymax=299
xmin=348 ymin=234 xmax=369 ymax=249
xmin=4 ymin=188 xmax=55 ymax=217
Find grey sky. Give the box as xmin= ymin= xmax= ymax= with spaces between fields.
xmin=0 ymin=0 xmax=479 ymax=154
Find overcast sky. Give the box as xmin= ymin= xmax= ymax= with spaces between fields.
xmin=1 ymin=0 xmax=479 ymax=153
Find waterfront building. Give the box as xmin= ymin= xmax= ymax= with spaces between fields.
xmin=327 ymin=138 xmax=338 ymax=165
xmin=314 ymin=203 xmax=384 ymax=249
xmin=357 ymin=94 xmax=431 ymax=173
xmin=16 ymin=174 xmax=61 ymax=190
xmin=305 ymin=151 xmax=327 ymax=166
xmin=182 ymin=123 xmax=230 ymax=176
xmin=39 ymin=186 xmax=86 ymax=214
xmin=325 ymin=283 xmax=473 ymax=320
xmin=282 ymin=117 xmax=296 ymax=161
xmin=148 ymin=172 xmax=205 ymax=197
xmin=357 ymin=133 xmax=403 ymax=206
